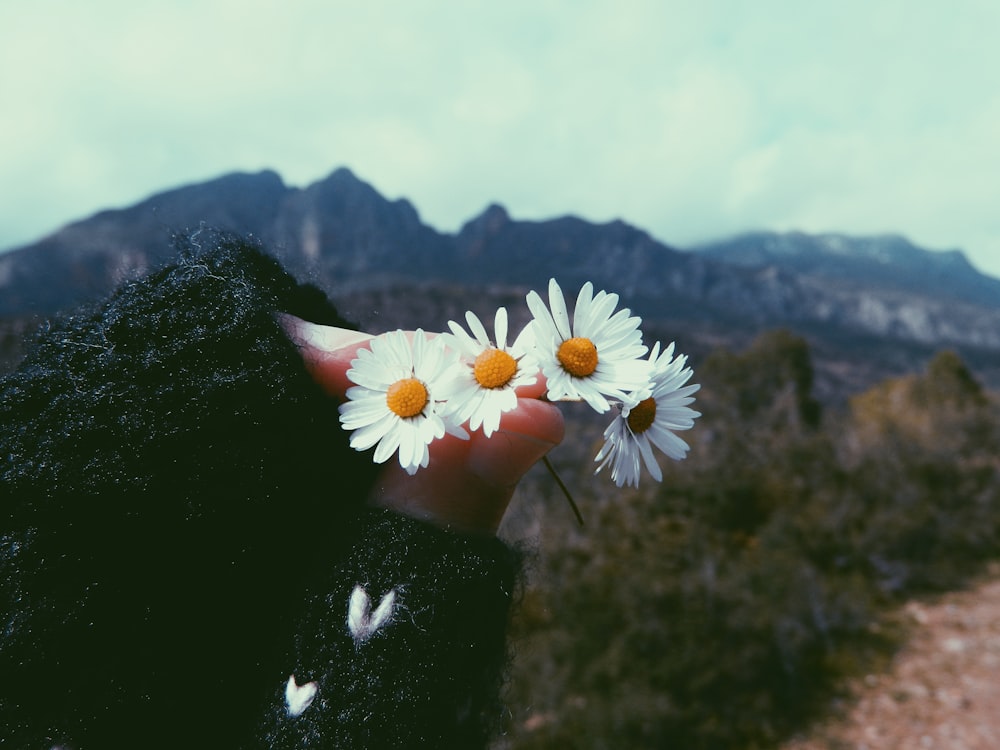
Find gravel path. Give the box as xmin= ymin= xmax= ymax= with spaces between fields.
xmin=781 ymin=571 xmax=1000 ymax=750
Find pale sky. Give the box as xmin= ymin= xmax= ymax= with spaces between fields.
xmin=3 ymin=1 xmax=1000 ymax=277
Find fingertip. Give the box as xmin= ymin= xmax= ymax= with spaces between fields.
xmin=279 ymin=314 xmax=373 ymax=399
xmin=499 ymin=397 xmax=564 ymax=447
xmin=513 ymin=371 xmax=549 ymax=400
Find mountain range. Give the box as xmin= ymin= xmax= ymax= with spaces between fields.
xmin=2 ymin=167 xmax=999 ymax=400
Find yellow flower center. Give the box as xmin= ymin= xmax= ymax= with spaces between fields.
xmin=473 ymin=348 xmax=518 ymax=389
xmin=385 ymin=377 xmax=428 ymax=418
xmin=627 ymin=397 xmax=657 ymax=434
xmin=556 ymin=337 xmax=598 ymax=378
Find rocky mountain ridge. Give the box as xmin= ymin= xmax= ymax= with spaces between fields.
xmin=692 ymin=230 xmax=1000 ymax=308
xmin=2 ymin=167 xmax=999 ymax=398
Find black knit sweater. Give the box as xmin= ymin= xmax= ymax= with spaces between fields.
xmin=0 ymin=232 xmax=519 ymax=749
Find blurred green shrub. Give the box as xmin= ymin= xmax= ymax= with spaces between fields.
xmin=497 ymin=333 xmax=1000 ymax=750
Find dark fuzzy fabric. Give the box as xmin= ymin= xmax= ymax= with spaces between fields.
xmin=0 ymin=232 xmax=518 ymax=749
xmin=262 ymin=508 xmax=520 ymax=749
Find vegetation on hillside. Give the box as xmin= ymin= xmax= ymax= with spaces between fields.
xmin=497 ymin=331 xmax=1000 ymax=750
xmin=4 ymin=308 xmax=998 ymax=749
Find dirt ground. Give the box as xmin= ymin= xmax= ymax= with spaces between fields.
xmin=780 ymin=568 xmax=1000 ymax=750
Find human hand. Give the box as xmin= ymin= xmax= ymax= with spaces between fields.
xmin=280 ymin=315 xmax=565 ymax=535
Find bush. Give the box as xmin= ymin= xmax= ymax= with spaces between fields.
xmin=497 ymin=333 xmax=1000 ymax=750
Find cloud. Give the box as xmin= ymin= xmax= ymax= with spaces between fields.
xmin=1 ymin=0 xmax=999 ymax=277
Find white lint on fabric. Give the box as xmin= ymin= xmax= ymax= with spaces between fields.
xmin=285 ymin=674 xmax=318 ymax=718
xmin=347 ymin=585 xmax=397 ymax=643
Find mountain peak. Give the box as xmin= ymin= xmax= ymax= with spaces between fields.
xmin=458 ymin=203 xmax=511 ymax=239
xmin=474 ymin=203 xmax=511 ymax=226
xmin=323 ymin=166 xmax=360 ymax=183
xmin=5 ymin=170 xmax=1000 ymax=389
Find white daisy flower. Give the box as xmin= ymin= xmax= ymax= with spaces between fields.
xmin=525 ymin=278 xmax=651 ymax=413
xmin=443 ymin=307 xmax=539 ymax=437
xmin=338 ymin=329 xmax=464 ymax=475
xmin=594 ymin=341 xmax=701 ymax=488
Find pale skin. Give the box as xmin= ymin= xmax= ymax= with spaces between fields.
xmin=280 ymin=315 xmax=565 ymax=535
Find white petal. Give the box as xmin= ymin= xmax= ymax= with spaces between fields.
xmin=444 ymin=419 xmax=470 ymax=441
xmin=581 ymin=388 xmax=612 ymax=413
xmin=636 ymin=435 xmax=663 ymax=483
xmin=647 ymin=341 xmax=663 ymax=364
xmin=465 ymin=310 xmax=491 ymax=348
xmin=446 ymin=321 xmax=480 ymax=356
xmin=409 ymin=329 xmax=429 ymax=371
xmin=349 ymin=414 xmax=396 ymax=452
xmin=577 ymin=287 xmax=617 ymax=335
xmin=525 ymin=290 xmax=559 ymax=344
xmin=369 ymin=330 xmax=407 ymax=369
xmin=371 ymin=424 xmax=403 ymax=463
xmin=542 ymin=367 xmax=576 ymax=402
xmin=547 ymin=278 xmax=572 ymax=340
xmin=395 ymin=422 xmax=419 ymax=471
xmin=339 ymin=395 xmax=390 ymax=427
xmin=647 ymin=423 xmax=691 ymax=461
xmin=572 ymin=282 xmax=595 ymax=334
xmin=511 ymin=319 xmax=537 ymax=356
xmin=347 ymin=356 xmax=400 ymax=391
xmin=494 ymin=307 xmax=509 ymax=351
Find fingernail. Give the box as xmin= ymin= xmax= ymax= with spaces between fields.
xmin=277 ymin=313 xmax=371 ymax=354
